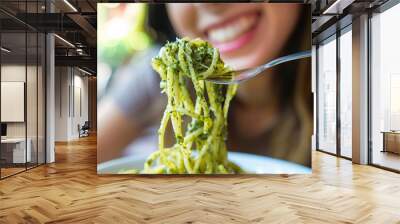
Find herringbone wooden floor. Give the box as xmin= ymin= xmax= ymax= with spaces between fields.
xmin=0 ymin=135 xmax=399 ymax=224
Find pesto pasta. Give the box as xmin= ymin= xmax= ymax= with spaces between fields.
xmin=141 ymin=38 xmax=241 ymax=174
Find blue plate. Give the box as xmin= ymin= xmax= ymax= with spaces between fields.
xmin=98 ymin=151 xmax=311 ymax=174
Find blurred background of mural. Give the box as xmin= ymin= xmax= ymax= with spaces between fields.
xmin=98 ymin=3 xmax=152 ymax=99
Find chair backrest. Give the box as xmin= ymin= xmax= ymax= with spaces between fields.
xmin=82 ymin=121 xmax=90 ymax=129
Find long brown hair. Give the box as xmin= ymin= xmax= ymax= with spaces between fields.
xmin=228 ymin=5 xmax=312 ymax=167
xmin=265 ymin=5 xmax=312 ymax=166
xmin=282 ymin=4 xmax=312 ymax=166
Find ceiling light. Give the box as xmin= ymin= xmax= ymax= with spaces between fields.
xmin=323 ymin=0 xmax=354 ymax=15
xmin=1 ymin=47 xmax=11 ymax=53
xmin=54 ymin=34 xmax=75 ymax=48
xmin=78 ymin=67 xmax=92 ymax=76
xmin=63 ymin=0 xmax=78 ymax=12
xmin=76 ymin=48 xmax=85 ymax=55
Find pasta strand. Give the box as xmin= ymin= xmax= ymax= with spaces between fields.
xmin=142 ymin=38 xmax=242 ymax=174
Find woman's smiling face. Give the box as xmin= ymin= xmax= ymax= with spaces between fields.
xmin=166 ymin=3 xmax=302 ymax=70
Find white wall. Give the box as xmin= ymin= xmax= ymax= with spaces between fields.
xmin=73 ymin=72 xmax=89 ymax=137
xmin=1 ymin=63 xmax=46 ymax=164
xmin=55 ymin=66 xmax=69 ymax=141
xmin=55 ymin=66 xmax=89 ymax=141
xmin=1 ymin=65 xmax=26 ymax=137
xmin=1 ymin=82 xmax=25 ymax=122
xmin=1 ymin=65 xmax=35 ymax=138
xmin=45 ymin=5 xmax=56 ymax=164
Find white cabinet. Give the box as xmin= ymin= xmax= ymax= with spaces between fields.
xmin=1 ymin=138 xmax=32 ymax=163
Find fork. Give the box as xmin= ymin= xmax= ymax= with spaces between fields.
xmin=206 ymin=50 xmax=311 ymax=84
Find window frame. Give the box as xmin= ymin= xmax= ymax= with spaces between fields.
xmin=315 ymin=22 xmax=353 ymax=161
xmin=367 ymin=0 xmax=400 ymax=173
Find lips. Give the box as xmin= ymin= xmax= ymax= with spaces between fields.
xmin=204 ymin=11 xmax=261 ymax=53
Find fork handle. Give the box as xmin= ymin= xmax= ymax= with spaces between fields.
xmin=262 ymin=50 xmax=311 ymax=70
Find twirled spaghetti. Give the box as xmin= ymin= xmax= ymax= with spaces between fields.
xmin=141 ymin=38 xmax=241 ymax=174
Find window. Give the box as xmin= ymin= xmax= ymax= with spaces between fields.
xmin=370 ymin=2 xmax=400 ymax=171
xmin=339 ymin=28 xmax=352 ymax=158
xmin=317 ymin=36 xmax=337 ymax=154
xmin=0 ymin=1 xmax=47 ymax=179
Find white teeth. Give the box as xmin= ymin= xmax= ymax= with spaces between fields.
xmin=208 ymin=15 xmax=257 ymax=43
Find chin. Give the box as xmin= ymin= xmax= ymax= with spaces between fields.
xmin=223 ymin=51 xmax=271 ymax=70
